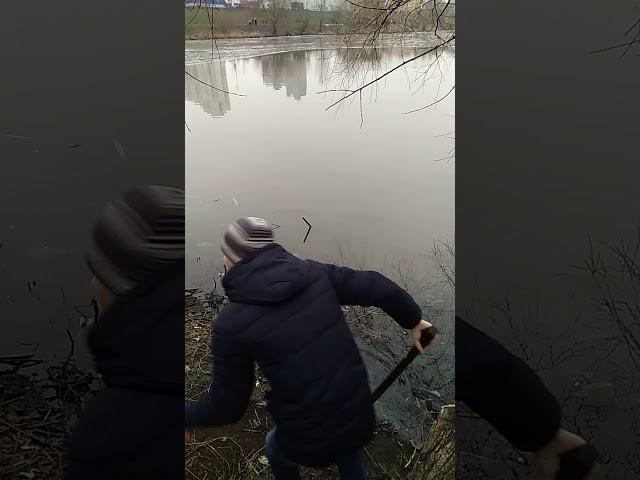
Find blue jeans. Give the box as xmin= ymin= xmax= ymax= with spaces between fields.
xmin=265 ymin=429 xmax=366 ymax=480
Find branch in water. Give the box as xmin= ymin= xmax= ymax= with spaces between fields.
xmin=403 ymin=84 xmax=455 ymax=115
xmin=589 ymin=17 xmax=640 ymax=57
xmin=66 ymin=329 xmax=75 ymax=359
xmin=302 ymin=217 xmax=313 ymax=243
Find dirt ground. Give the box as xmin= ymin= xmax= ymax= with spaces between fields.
xmin=184 ymin=290 xmax=431 ymax=480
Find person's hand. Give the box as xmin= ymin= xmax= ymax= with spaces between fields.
xmin=409 ymin=319 xmax=436 ymax=353
xmin=533 ymin=429 xmax=595 ymax=480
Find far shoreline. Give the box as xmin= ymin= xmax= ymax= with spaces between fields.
xmin=185 ymin=32 xmax=340 ymax=42
xmin=185 ymin=30 xmax=454 ymax=43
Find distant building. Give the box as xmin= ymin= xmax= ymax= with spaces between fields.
xmin=263 ymin=0 xmax=291 ymax=9
xmin=185 ymin=0 xmax=231 ymax=7
xmin=234 ymin=0 xmax=258 ymax=7
xmin=291 ymin=1 xmax=304 ymax=10
xmin=307 ymin=0 xmax=337 ymax=11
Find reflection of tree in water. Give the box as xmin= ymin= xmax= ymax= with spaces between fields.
xmin=317 ymin=50 xmax=331 ymax=86
xmin=260 ymin=51 xmax=308 ymax=100
xmin=331 ymin=46 xmax=424 ymax=88
xmin=185 ymin=62 xmax=231 ymax=118
xmin=315 ymin=47 xmax=427 ymax=90
xmin=335 ymin=46 xmax=385 ymax=66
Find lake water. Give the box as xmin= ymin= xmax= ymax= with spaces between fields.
xmin=185 ymin=46 xmax=455 ymax=289
xmin=185 ymin=39 xmax=455 ymax=446
xmin=0 ymin=31 xmax=184 ymax=366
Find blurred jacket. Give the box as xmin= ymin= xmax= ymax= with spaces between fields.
xmin=186 ymin=243 xmax=423 ymax=467
xmin=66 ymin=273 xmax=184 ymax=480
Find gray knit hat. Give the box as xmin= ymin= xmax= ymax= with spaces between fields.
xmin=221 ymin=217 xmax=274 ymax=263
xmin=85 ymin=185 xmax=185 ymax=296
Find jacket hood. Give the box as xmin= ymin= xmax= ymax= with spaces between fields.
xmin=88 ymin=272 xmax=184 ymax=393
xmin=222 ymin=244 xmax=318 ymax=305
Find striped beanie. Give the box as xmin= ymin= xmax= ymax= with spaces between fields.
xmin=85 ymin=185 xmax=185 ymax=296
xmin=221 ymin=217 xmax=274 ymax=263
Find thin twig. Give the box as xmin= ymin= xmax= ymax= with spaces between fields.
xmin=185 ymin=70 xmax=245 ymax=97
xmin=402 ymin=84 xmax=455 ymax=114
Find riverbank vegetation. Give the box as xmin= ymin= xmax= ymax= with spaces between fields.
xmin=185 ymin=1 xmax=455 ymax=40
xmin=186 ymin=7 xmax=342 ymax=39
xmin=0 ymin=355 xmax=98 ymax=479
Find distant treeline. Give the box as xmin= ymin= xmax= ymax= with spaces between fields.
xmin=185 ymin=7 xmax=342 ymax=38
xmin=185 ymin=5 xmax=454 ymax=39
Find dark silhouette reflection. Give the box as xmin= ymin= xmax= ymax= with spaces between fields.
xmin=317 ymin=49 xmax=331 ymax=86
xmin=331 ymin=47 xmax=425 ymax=85
xmin=185 ymin=62 xmax=231 ymax=118
xmin=261 ymin=51 xmax=308 ymax=100
xmin=337 ymin=46 xmax=421 ymax=65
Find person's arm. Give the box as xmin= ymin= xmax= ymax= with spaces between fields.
xmin=317 ymin=262 xmax=423 ymax=329
xmin=455 ymin=315 xmax=562 ymax=452
xmin=185 ymin=331 xmax=254 ymax=428
xmin=456 ymin=316 xmax=597 ymax=479
xmin=314 ymin=262 xmax=436 ymax=351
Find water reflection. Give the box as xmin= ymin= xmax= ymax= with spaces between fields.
xmin=261 ymin=51 xmax=308 ymax=100
xmin=185 ymin=46 xmax=455 ymax=290
xmin=185 ymin=62 xmax=231 ymax=118
xmin=185 ymin=48 xmax=444 ymax=119
xmin=316 ymin=50 xmax=331 ymax=85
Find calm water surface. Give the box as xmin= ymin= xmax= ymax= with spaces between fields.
xmin=186 ymin=47 xmax=455 ymax=293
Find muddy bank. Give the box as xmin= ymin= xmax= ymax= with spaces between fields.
xmin=185 ymin=289 xmax=453 ymax=479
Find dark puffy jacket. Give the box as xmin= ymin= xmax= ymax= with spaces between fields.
xmin=456 ymin=316 xmax=562 ymax=452
xmin=185 ymin=244 xmax=422 ymax=467
xmin=66 ymin=273 xmax=184 ymax=480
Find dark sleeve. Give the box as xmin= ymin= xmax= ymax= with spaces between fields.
xmin=185 ymin=331 xmax=254 ymax=428
xmin=455 ymin=316 xmax=562 ymax=452
xmin=314 ymin=262 xmax=422 ymax=330
xmin=66 ymin=461 xmax=108 ymax=480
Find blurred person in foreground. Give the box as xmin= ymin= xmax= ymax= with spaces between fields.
xmin=457 ymin=316 xmax=598 ymax=480
xmin=185 ymin=217 xmax=435 ymax=480
xmin=66 ymin=185 xmax=185 ymax=480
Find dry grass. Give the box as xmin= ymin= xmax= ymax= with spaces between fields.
xmin=185 ymin=289 xmax=275 ymax=479
xmin=0 ymin=358 xmax=98 ymax=480
xmin=185 ymin=7 xmax=343 ymax=39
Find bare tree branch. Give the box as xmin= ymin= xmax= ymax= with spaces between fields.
xmin=590 ymin=16 xmax=640 ymax=57
xmin=324 ymin=35 xmax=455 ymax=111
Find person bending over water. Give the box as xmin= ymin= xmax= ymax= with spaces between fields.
xmin=185 ymin=217 xmax=435 ymax=480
